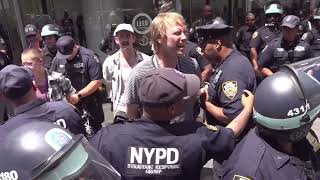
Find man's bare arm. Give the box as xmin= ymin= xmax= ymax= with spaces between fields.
xmin=226 ymin=90 xmax=254 ymax=137
xmin=250 ymin=48 xmax=259 ymax=73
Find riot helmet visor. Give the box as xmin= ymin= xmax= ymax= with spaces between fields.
xmin=32 ymin=135 xmax=121 ymax=180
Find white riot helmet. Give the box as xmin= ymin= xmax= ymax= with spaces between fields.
xmin=41 ymin=24 xmax=60 ymax=37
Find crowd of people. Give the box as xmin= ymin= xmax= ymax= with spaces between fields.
xmin=0 ymin=0 xmax=319 ymax=180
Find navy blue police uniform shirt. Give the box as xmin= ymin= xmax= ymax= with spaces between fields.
xmin=206 ymin=50 xmax=256 ymax=126
xmin=52 ymin=46 xmax=105 ymax=134
xmin=64 ymin=47 xmax=102 ymax=91
xmin=250 ymin=26 xmax=281 ymax=54
xmin=184 ymin=41 xmax=209 ymax=70
xmin=0 ymin=99 xmax=86 ymax=136
xmin=49 ymin=57 xmax=66 ymax=74
xmin=90 ymin=119 xmax=235 ymax=180
xmin=49 ymin=46 xmax=103 ymax=87
xmin=235 ymin=25 xmax=257 ymax=58
xmin=259 ymin=36 xmax=311 ymax=73
xmin=222 ymin=128 xmax=320 ymax=180
xmin=300 ymin=28 xmax=320 ymax=58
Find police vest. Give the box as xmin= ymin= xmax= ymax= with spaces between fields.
xmin=270 ymin=38 xmax=305 ymax=72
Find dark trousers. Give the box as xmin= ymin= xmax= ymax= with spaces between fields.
xmin=76 ymin=100 xmax=104 ymax=134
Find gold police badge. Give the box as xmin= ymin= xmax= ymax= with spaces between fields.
xmin=202 ymin=122 xmax=219 ymax=131
xmin=222 ymin=81 xmax=238 ymax=100
xmin=205 ymin=124 xmax=218 ymax=131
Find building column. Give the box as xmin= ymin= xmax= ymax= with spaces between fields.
xmin=12 ymin=0 xmax=26 ymax=49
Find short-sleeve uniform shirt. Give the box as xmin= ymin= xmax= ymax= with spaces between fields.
xmin=250 ymin=26 xmax=281 ymax=54
xmin=206 ymin=50 xmax=256 ymax=125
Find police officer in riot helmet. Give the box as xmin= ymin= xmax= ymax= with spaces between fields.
xmin=258 ymin=15 xmax=311 ymax=77
xmin=0 ymin=121 xmax=121 ymax=180
xmin=222 ymin=58 xmax=320 ymax=180
xmin=250 ymin=1 xmax=283 ymax=73
xmin=41 ymin=24 xmax=60 ymax=69
xmin=300 ymin=8 xmax=320 ymax=58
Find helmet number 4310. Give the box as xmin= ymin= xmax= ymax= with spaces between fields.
xmin=287 ymin=103 xmax=310 ymax=117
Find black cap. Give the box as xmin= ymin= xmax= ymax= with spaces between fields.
xmin=24 ymin=24 xmax=38 ymax=36
xmin=281 ymin=15 xmax=300 ymax=28
xmin=139 ymin=68 xmax=200 ymax=107
xmin=56 ymin=36 xmax=75 ymax=59
xmin=0 ymin=65 xmax=33 ymax=100
xmin=197 ymin=17 xmax=233 ymax=39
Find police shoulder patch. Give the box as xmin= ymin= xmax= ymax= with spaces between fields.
xmin=222 ymin=81 xmax=238 ymax=100
xmin=233 ymin=175 xmax=251 ymax=180
xmin=93 ymin=55 xmax=100 ymax=63
xmin=196 ymin=46 xmax=203 ymax=54
xmin=301 ymin=33 xmax=308 ymax=40
xmin=252 ymin=31 xmax=258 ymax=39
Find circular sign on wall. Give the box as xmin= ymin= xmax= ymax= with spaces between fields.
xmin=132 ymin=13 xmax=152 ymax=34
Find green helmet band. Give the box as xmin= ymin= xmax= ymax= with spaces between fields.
xmin=253 ymin=104 xmax=320 ymax=130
